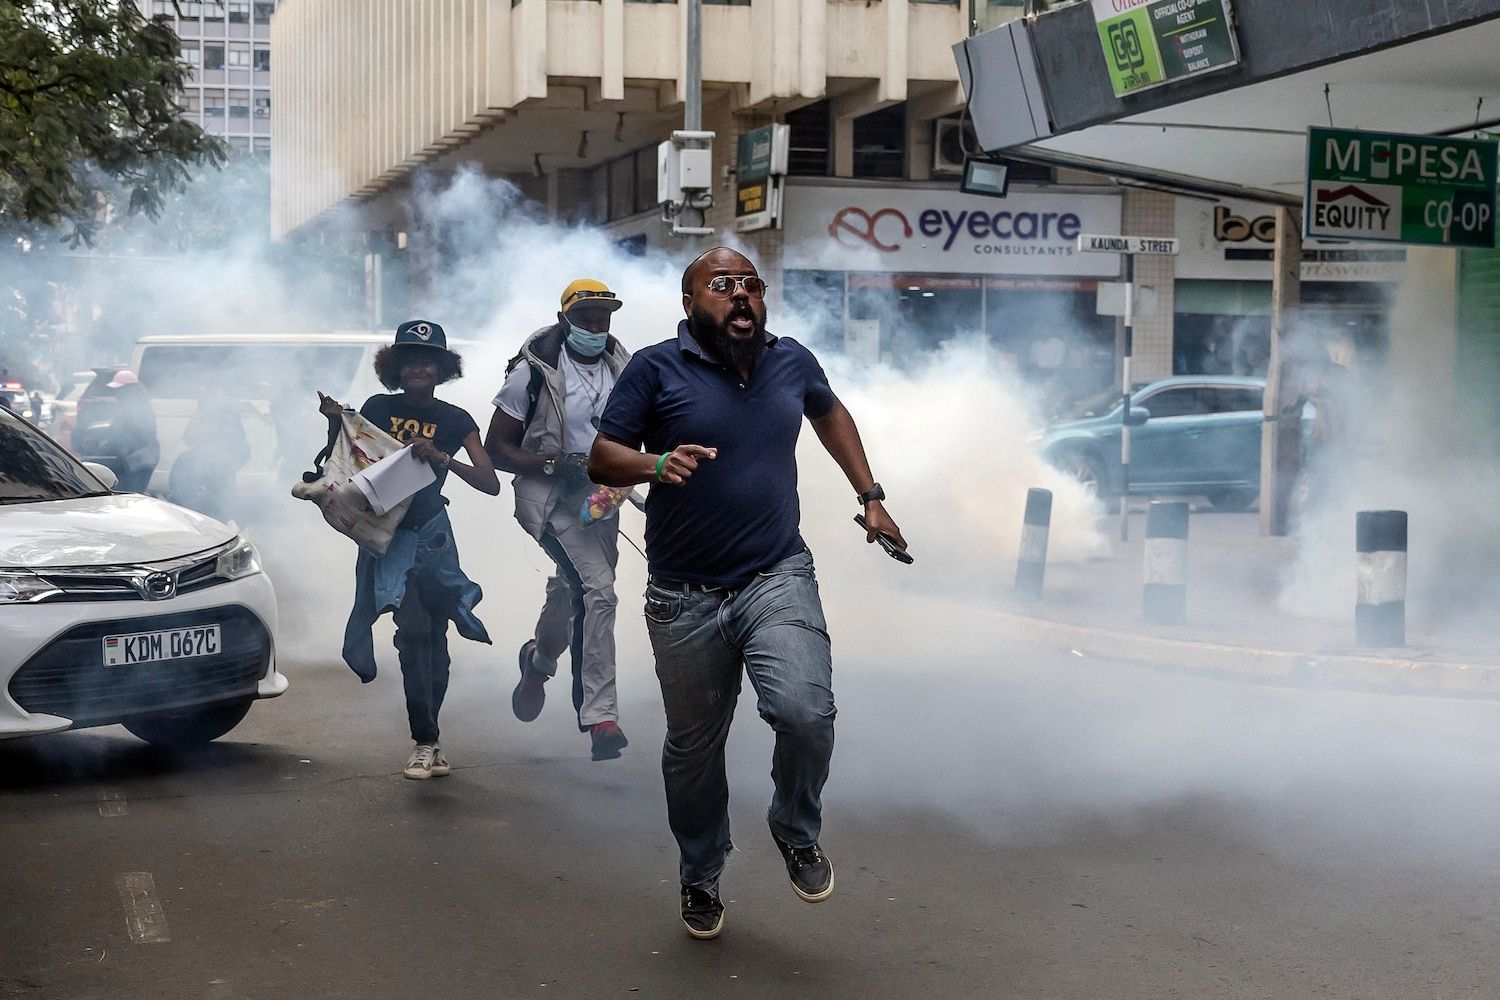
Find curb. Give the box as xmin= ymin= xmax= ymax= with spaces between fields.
xmin=992 ymin=607 xmax=1500 ymax=699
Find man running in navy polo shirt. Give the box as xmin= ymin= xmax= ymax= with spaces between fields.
xmin=589 ymin=247 xmax=907 ymax=940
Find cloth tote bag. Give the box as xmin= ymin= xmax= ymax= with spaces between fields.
xmin=291 ymin=409 xmax=413 ymax=556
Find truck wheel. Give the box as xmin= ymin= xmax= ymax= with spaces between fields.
xmin=122 ymin=699 xmax=253 ymax=749
xmin=1051 ymin=450 xmax=1106 ymax=498
xmin=1206 ymin=488 xmax=1258 ymax=512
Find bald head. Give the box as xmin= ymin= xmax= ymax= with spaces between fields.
xmin=681 ymin=246 xmax=756 ymax=295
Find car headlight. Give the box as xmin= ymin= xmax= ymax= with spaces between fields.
xmin=0 ymin=570 xmax=63 ymax=604
xmin=214 ymin=538 xmax=262 ymax=581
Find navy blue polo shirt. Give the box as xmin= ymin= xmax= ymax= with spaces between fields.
xmin=598 ymin=321 xmax=837 ymax=587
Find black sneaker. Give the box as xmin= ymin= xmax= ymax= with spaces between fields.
xmin=770 ymin=825 xmax=834 ymax=903
xmin=680 ymin=883 xmax=724 ymax=940
xmin=512 ymin=640 xmax=547 ymax=722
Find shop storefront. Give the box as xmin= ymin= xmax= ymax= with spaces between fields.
xmin=1174 ymin=198 xmax=1405 ymax=375
xmin=778 ymin=182 xmax=1125 ymax=396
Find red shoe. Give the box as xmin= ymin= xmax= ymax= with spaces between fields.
xmin=512 ymin=640 xmax=547 ymax=722
xmin=590 ymin=720 xmax=629 ymax=761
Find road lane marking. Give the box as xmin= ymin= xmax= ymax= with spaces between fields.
xmin=115 ymin=873 xmax=170 ymax=944
xmin=96 ymin=788 xmax=128 ymax=817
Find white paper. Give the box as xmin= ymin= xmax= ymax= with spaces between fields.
xmin=350 ymin=447 xmax=437 ymax=517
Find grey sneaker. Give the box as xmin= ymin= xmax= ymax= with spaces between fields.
xmin=403 ymin=743 xmax=436 ymax=780
xmin=770 ymin=824 xmax=834 ymax=903
xmin=680 ymin=882 xmax=724 ymax=940
xmin=430 ymin=744 xmax=451 ymax=777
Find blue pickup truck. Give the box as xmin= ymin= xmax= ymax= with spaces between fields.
xmin=1036 ymin=375 xmax=1277 ymax=512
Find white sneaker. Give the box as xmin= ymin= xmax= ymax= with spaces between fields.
xmin=430 ymin=744 xmax=451 ymax=777
xmin=404 ymin=743 xmax=436 ymax=780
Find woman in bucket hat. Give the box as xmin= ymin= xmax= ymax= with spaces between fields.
xmin=323 ymin=320 xmax=500 ymax=780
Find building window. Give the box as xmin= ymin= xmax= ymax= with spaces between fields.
xmin=178 ymin=1 xmax=204 ymax=17
xmin=227 ymin=42 xmax=250 ymax=69
xmin=204 ymin=92 xmax=225 ymax=117
xmin=253 ymin=137 xmax=271 ymax=159
xmin=852 ymin=104 xmax=906 ymax=179
xmin=152 ymin=1 xmax=176 ymax=16
xmin=180 ymin=40 xmax=200 ymax=66
xmin=253 ymin=94 xmax=270 ymax=117
xmin=254 ymin=2 xmax=275 ymax=22
xmin=203 ymin=43 xmax=225 ymax=70
xmin=634 ymin=146 xmax=656 ymax=214
xmin=203 ymin=2 xmax=224 ymax=22
xmin=253 ymin=47 xmax=270 ymax=72
xmin=181 ymin=91 xmax=201 ymax=116
xmin=228 ymin=89 xmax=250 ymax=119
xmin=786 ymin=101 xmax=831 ymax=177
xmin=228 ymin=1 xmax=250 ymax=23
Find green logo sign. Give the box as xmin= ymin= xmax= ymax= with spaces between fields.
xmin=1305 ymin=127 xmax=1498 ymax=249
xmin=1090 ymin=0 xmax=1240 ymax=98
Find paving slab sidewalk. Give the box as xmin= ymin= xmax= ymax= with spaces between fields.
xmin=995 ymin=509 xmax=1500 ymax=697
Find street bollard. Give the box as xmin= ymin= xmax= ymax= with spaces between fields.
xmin=1356 ymin=510 xmax=1407 ymax=647
xmin=1143 ymin=500 xmax=1189 ymax=625
xmin=1015 ymin=488 xmax=1053 ymax=599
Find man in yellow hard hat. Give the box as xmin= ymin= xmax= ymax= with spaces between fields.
xmin=484 ymin=279 xmax=633 ymax=761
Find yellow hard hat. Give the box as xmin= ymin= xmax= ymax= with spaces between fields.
xmin=560 ymin=278 xmax=623 ymax=314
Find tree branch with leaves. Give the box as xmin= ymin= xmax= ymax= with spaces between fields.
xmin=0 ymin=0 xmax=227 ymax=244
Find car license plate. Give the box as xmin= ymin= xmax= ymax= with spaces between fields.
xmin=102 ymin=625 xmax=221 ymax=667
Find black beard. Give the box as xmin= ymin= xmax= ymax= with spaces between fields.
xmin=690 ymin=304 xmax=767 ymax=372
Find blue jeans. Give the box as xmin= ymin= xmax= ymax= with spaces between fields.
xmin=643 ymin=549 xmax=836 ymax=888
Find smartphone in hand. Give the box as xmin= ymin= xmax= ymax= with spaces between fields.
xmin=854 ymin=514 xmax=913 ymax=564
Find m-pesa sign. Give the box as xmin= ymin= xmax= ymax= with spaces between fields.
xmin=782 ymin=185 xmax=1123 ymax=276
xmin=1305 ymin=127 xmax=1498 ymax=248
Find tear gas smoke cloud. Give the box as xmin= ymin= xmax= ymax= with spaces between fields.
xmin=1277 ymin=273 xmax=1500 ymax=645
xmin=25 ymin=166 xmax=1500 ymax=864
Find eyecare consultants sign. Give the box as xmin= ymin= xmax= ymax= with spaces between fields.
xmin=1090 ymin=0 xmax=1240 ymax=98
xmin=782 ymin=185 xmax=1123 ymax=276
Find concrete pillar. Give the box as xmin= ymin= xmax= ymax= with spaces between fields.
xmin=1260 ymin=206 xmax=1302 ymax=537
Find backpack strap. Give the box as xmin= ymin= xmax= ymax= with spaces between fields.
xmin=505 ymin=346 xmax=548 ymax=429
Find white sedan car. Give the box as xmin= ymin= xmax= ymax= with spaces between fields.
xmin=0 ymin=406 xmax=285 ymax=747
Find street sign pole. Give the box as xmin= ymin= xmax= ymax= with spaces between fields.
xmin=1077 ymin=234 xmax=1178 ymax=542
xmin=1120 ymin=252 xmax=1134 ymax=541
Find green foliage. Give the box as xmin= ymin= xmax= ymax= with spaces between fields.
xmin=0 ymin=0 xmax=227 ymax=244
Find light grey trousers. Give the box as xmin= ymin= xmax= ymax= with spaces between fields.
xmin=532 ymin=501 xmax=620 ymax=728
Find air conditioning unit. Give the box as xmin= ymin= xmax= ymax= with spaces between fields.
xmin=932 ymin=119 xmax=978 ymax=175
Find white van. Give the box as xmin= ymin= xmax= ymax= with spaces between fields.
xmin=130 ymin=332 xmax=411 ymax=501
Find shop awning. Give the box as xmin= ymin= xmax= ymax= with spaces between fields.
xmin=955 ymin=1 xmax=1500 ymax=204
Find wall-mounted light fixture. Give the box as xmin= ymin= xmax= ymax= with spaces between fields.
xmin=532 ymin=153 xmax=543 ymax=178
xmin=577 ymin=131 xmax=590 ymax=159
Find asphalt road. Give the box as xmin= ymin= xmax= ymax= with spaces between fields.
xmin=6 ymin=618 xmax=1500 ymax=999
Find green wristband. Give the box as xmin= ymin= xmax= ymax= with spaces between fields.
xmin=654 ymin=452 xmax=670 ymax=482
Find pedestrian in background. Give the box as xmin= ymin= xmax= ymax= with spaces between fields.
xmin=101 ymin=370 xmax=159 ymax=492
xmin=327 ymin=320 xmax=500 ymax=781
xmin=589 ymin=247 xmax=907 ymax=940
xmin=484 ymin=279 xmax=633 ymax=761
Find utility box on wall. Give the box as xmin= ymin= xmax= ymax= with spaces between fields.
xmin=658 ymin=130 xmax=716 ymax=237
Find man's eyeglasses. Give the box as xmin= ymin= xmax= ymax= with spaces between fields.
xmin=705 ymin=274 xmax=767 ymax=298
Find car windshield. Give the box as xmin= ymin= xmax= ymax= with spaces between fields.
xmin=0 ymin=408 xmax=109 ymax=503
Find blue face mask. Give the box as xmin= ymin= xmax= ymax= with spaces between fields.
xmin=566 ymin=322 xmax=609 ymax=357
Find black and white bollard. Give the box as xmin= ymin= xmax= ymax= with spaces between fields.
xmin=1356 ymin=510 xmax=1407 ymax=647
xmin=1143 ymin=501 xmax=1189 ymax=625
xmin=1015 ymin=488 xmax=1053 ymax=599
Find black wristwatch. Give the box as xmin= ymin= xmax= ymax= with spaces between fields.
xmin=856 ymin=482 xmax=885 ymax=506
xmin=542 ymin=457 xmax=557 ymax=476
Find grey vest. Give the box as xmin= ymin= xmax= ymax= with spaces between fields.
xmin=511 ymin=321 xmax=632 ymax=540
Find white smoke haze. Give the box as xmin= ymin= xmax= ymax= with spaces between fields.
xmin=26 ymin=163 xmax=1500 ymax=869
xmin=1278 ymin=274 xmax=1500 ymax=643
